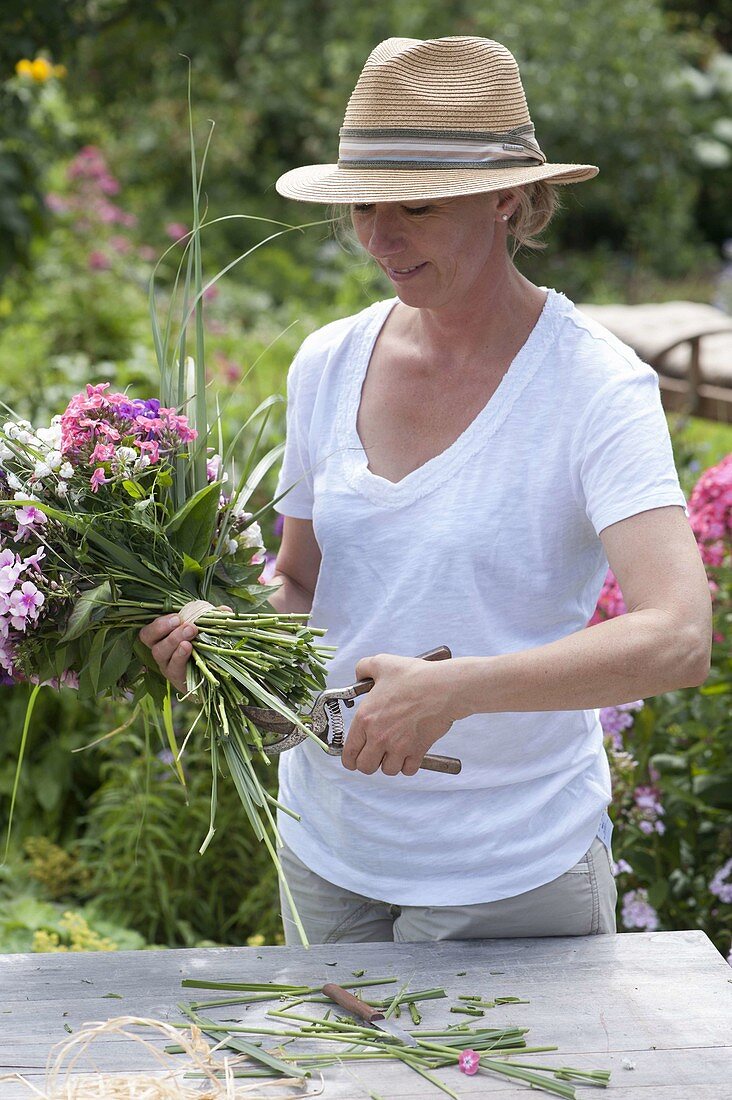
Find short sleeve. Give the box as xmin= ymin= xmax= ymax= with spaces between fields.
xmin=273 ymin=349 xmax=316 ymax=520
xmin=571 ymin=365 xmax=687 ymax=536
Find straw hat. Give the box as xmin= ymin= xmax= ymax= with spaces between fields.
xmin=275 ymin=36 xmax=598 ymax=204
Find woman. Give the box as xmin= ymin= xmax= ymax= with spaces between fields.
xmin=140 ymin=37 xmax=712 ymax=945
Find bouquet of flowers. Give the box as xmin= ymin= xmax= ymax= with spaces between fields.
xmin=0 ymin=105 xmax=329 ymax=942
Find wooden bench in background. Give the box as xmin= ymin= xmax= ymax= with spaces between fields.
xmin=579 ymin=301 xmax=732 ymax=423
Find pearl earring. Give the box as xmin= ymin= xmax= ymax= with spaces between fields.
xmin=501 ymin=214 xmax=509 ymax=221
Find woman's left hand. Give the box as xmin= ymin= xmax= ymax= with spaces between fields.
xmin=341 ymin=653 xmax=455 ymax=776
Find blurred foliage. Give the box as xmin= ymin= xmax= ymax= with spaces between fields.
xmin=1 ymin=0 xmax=731 ymax=296
xmin=23 ymin=836 xmax=92 ymax=899
xmin=0 ymin=892 xmax=147 ymax=952
xmin=78 ymin=732 xmax=282 ymax=947
xmin=608 ymin=560 xmax=731 ymax=955
xmin=0 ymin=685 xmax=119 ymax=848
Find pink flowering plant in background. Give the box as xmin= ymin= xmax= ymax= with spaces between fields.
xmin=592 ymin=448 xmax=732 ymax=964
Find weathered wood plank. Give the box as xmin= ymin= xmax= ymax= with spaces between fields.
xmin=1 ymin=931 xmax=730 ymax=1099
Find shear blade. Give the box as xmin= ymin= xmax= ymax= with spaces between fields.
xmin=241 ymin=706 xmax=296 ymax=736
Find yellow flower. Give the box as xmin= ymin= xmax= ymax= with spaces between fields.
xmin=32 ymin=929 xmax=67 ymax=953
xmin=53 ymin=64 xmax=67 ymax=79
xmin=30 ymin=57 xmax=53 ymax=83
xmin=246 ymin=932 xmax=266 ymax=947
xmin=15 ymin=59 xmax=33 ymax=77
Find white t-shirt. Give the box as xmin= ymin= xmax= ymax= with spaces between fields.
xmin=273 ymin=289 xmax=686 ymax=906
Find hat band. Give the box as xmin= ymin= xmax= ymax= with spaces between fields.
xmin=338 ymin=125 xmax=545 ymax=170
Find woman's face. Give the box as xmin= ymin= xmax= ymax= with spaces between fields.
xmin=350 ymin=191 xmax=514 ymax=310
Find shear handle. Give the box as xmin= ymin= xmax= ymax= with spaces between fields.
xmin=343 ymin=644 xmax=452 ymax=706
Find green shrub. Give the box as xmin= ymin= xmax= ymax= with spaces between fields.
xmin=78 ymin=731 xmax=282 ymax=946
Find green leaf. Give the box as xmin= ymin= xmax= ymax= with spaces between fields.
xmin=60 ymin=581 xmax=112 ymax=644
xmin=181 ymin=553 xmax=204 ymax=578
xmin=97 ymin=629 xmax=135 ymax=693
xmin=166 ymin=481 xmax=221 ymax=563
xmin=230 ymin=442 xmax=285 ymax=515
xmin=4 ymin=683 xmax=43 ymax=860
xmin=649 ymin=753 xmax=687 ymax=775
xmin=692 ymin=774 xmax=732 ymax=809
xmin=163 ymin=686 xmax=186 ymax=788
xmin=87 ymin=626 xmax=110 ymax=695
xmin=647 ymin=879 xmax=669 ymax=909
xmin=35 ymin=769 xmax=63 ymax=813
xmin=122 ymin=479 xmax=147 ymax=500
xmin=52 ymin=645 xmax=69 ymax=680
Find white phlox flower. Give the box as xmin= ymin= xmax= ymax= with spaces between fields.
xmin=59 ymin=463 xmax=74 ymax=480
xmin=36 ymin=424 xmax=63 ymax=449
xmin=238 ymin=520 xmax=263 ymax=549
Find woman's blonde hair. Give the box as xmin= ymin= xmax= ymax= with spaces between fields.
xmin=507 ymin=181 xmax=560 ymax=253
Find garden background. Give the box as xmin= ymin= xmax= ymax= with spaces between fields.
xmin=1 ymin=0 xmax=731 ymax=960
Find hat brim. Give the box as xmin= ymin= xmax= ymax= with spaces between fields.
xmin=275 ymin=161 xmax=598 ymax=203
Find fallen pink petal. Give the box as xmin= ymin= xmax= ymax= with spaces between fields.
xmin=459 ymin=1049 xmax=480 ymax=1075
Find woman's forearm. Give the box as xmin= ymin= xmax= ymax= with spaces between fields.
xmin=444 ymin=609 xmax=711 ymax=719
xmin=267 ymin=572 xmax=314 ymax=615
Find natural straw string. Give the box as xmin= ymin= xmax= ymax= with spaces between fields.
xmin=178 ymin=599 xmax=219 ymax=625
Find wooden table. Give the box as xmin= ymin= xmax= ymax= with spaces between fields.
xmin=1 ymin=930 xmax=730 ymax=1098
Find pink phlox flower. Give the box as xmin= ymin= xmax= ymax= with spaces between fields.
xmin=165 ymin=222 xmax=189 ymax=241
xmin=13 ymin=504 xmax=47 ymax=542
xmin=84 ymin=383 xmax=112 ymax=406
xmin=88 ymin=250 xmax=111 ymax=272
xmin=8 ymin=581 xmax=45 ymax=629
xmin=137 ymin=439 xmax=160 ymax=463
xmin=90 ymin=467 xmax=107 ymax=492
xmin=135 ymin=414 xmax=164 ymax=436
xmin=0 ymin=553 xmax=22 ymax=593
xmin=207 ymin=454 xmax=223 ymax=482
xmin=709 ymin=859 xmax=732 ymax=904
xmin=158 ymin=407 xmax=197 ymax=441
xmin=22 ymin=546 xmax=46 ymax=571
xmin=621 ymin=888 xmax=659 ymax=931
xmin=45 ymin=192 xmax=70 ymax=214
xmin=0 ymin=636 xmax=16 ymax=675
xmin=458 ymin=1049 xmax=480 ymax=1076
xmin=90 ymin=442 xmax=116 ymax=465
xmin=588 ymin=568 xmax=627 ymax=626
xmin=688 ymin=454 xmax=732 ymax=566
xmin=600 ymin=700 xmax=643 ymax=749
xmin=634 ymin=786 xmax=664 ymax=816
xmin=95 ymin=422 xmax=121 ymax=442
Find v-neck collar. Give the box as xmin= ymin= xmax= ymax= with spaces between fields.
xmin=338 ymin=290 xmax=560 ymax=509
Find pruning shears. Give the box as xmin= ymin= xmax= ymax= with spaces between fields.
xmin=242 ymin=645 xmax=462 ymax=775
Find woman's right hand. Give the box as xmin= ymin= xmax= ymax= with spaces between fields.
xmin=138 ymin=614 xmax=198 ymax=695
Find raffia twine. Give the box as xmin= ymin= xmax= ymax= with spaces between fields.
xmin=1 ymin=1015 xmax=315 ymax=1099
xmin=178 ymin=600 xmax=218 ymax=626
